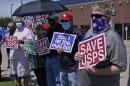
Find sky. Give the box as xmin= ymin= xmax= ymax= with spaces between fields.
xmin=0 ymin=0 xmax=59 ymax=17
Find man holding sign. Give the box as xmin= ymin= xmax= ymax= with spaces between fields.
xmin=74 ymin=3 xmax=127 ymax=86
xmin=45 ymin=12 xmax=64 ymax=86
xmin=57 ymin=13 xmax=83 ymax=86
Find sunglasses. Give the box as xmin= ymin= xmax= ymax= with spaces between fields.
xmin=61 ymin=20 xmax=69 ymax=23
xmin=91 ymin=14 xmax=106 ymax=19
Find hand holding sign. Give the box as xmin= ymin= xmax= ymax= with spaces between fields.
xmin=74 ymin=52 xmax=83 ymax=61
xmin=3 ymin=36 xmax=18 ymax=49
xmin=57 ymin=48 xmax=63 ymax=55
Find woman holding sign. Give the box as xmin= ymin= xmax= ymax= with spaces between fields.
xmin=29 ymin=23 xmax=49 ymax=86
xmin=74 ymin=3 xmax=127 ymax=86
xmin=9 ymin=17 xmax=33 ymax=86
xmin=6 ymin=21 xmax=16 ymax=69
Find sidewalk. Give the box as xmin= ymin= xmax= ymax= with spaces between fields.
xmin=1 ymin=48 xmax=38 ymax=86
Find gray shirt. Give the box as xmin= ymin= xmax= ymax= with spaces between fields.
xmin=77 ymin=29 xmax=127 ymax=86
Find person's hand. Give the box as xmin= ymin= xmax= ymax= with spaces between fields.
xmin=5 ymin=37 xmax=8 ymax=42
xmin=57 ymin=48 xmax=63 ymax=55
xmin=74 ymin=52 xmax=83 ymax=61
xmin=85 ymin=62 xmax=97 ymax=75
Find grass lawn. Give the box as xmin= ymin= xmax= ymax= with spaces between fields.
xmin=0 ymin=76 xmax=15 ymax=86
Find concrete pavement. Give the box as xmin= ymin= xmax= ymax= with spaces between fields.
xmin=1 ymin=40 xmax=130 ymax=86
xmin=1 ymin=48 xmax=38 ymax=86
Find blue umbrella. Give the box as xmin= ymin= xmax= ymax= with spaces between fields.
xmin=13 ymin=0 xmax=68 ymax=16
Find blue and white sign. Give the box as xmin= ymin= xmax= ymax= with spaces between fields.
xmin=50 ymin=32 xmax=76 ymax=53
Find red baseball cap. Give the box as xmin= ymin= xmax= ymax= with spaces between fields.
xmin=43 ymin=24 xmax=51 ymax=30
xmin=60 ymin=13 xmax=73 ymax=22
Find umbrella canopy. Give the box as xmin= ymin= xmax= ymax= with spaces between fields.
xmin=12 ymin=0 xmax=68 ymax=16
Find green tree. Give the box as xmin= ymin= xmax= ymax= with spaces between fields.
xmin=0 ymin=17 xmax=11 ymax=29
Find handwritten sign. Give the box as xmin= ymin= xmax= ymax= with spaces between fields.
xmin=50 ymin=32 xmax=76 ymax=53
xmin=3 ymin=36 xmax=18 ymax=49
xmin=23 ymin=40 xmax=36 ymax=55
xmin=79 ymin=33 xmax=107 ymax=69
xmin=36 ymin=37 xmax=50 ymax=56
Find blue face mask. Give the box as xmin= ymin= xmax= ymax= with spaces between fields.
xmin=62 ymin=22 xmax=71 ymax=30
xmin=16 ymin=22 xmax=23 ymax=29
xmin=92 ymin=18 xmax=110 ymax=34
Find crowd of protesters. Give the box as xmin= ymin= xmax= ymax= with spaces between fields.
xmin=0 ymin=3 xmax=128 ymax=86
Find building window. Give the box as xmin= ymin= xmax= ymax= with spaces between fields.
xmin=81 ymin=25 xmax=90 ymax=35
xmin=124 ymin=23 xmax=130 ymax=40
xmin=73 ymin=25 xmax=78 ymax=28
xmin=115 ymin=23 xmax=122 ymax=37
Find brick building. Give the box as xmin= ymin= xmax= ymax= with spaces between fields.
xmin=60 ymin=0 xmax=130 ymax=40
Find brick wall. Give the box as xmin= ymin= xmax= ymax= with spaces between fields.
xmin=60 ymin=0 xmax=130 ymax=39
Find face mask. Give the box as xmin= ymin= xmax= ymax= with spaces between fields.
xmin=92 ymin=18 xmax=110 ymax=34
xmin=4 ymin=29 xmax=9 ymax=34
xmin=16 ymin=22 xmax=23 ymax=29
xmin=7 ymin=27 xmax=10 ymax=31
xmin=62 ymin=22 xmax=71 ymax=30
xmin=34 ymin=29 xmax=42 ymax=35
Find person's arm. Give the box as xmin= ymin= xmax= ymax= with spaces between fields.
xmin=0 ymin=38 xmax=5 ymax=45
xmin=0 ymin=28 xmax=6 ymax=45
xmin=86 ymin=64 xmax=127 ymax=75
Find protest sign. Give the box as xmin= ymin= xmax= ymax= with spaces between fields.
xmin=35 ymin=15 xmax=45 ymax=24
xmin=79 ymin=33 xmax=107 ymax=69
xmin=50 ymin=32 xmax=76 ymax=53
xmin=23 ymin=40 xmax=36 ymax=55
xmin=3 ymin=36 xmax=18 ymax=49
xmin=24 ymin=16 xmax=33 ymax=27
xmin=36 ymin=37 xmax=50 ymax=56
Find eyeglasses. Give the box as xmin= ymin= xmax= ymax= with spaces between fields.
xmin=91 ymin=14 xmax=106 ymax=19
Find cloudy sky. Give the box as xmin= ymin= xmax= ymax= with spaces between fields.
xmin=0 ymin=0 xmax=59 ymax=17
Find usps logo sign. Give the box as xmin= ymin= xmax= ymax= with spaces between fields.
xmin=79 ymin=33 xmax=107 ymax=69
xmin=3 ymin=36 xmax=18 ymax=49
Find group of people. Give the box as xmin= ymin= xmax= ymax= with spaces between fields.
xmin=0 ymin=3 xmax=128 ymax=86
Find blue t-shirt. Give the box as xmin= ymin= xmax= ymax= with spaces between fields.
xmin=0 ymin=27 xmax=5 ymax=43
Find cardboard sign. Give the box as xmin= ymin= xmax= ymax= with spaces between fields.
xmin=23 ymin=40 xmax=36 ymax=55
xmin=79 ymin=33 xmax=107 ymax=69
xmin=50 ymin=32 xmax=76 ymax=53
xmin=3 ymin=36 xmax=18 ymax=49
xmin=36 ymin=37 xmax=50 ymax=56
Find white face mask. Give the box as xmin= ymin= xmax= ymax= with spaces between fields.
xmin=7 ymin=27 xmax=10 ymax=30
xmin=16 ymin=22 xmax=23 ymax=29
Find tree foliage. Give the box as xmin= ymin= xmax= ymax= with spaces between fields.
xmin=0 ymin=17 xmax=11 ymax=29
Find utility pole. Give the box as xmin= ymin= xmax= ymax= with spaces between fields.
xmin=21 ymin=0 xmax=23 ymax=5
xmin=11 ymin=4 xmax=14 ymax=20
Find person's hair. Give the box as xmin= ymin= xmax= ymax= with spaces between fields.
xmin=92 ymin=3 xmax=112 ymax=16
xmin=15 ymin=17 xmax=25 ymax=25
xmin=8 ymin=21 xmax=16 ymax=28
xmin=35 ymin=23 xmax=42 ymax=30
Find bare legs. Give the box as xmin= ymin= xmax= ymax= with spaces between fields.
xmin=15 ymin=75 xmax=29 ymax=86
